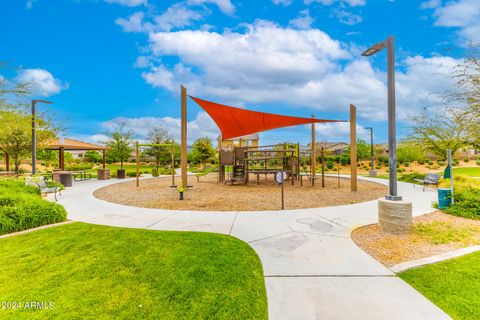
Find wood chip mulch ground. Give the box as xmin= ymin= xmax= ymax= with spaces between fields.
xmin=352 ymin=211 xmax=480 ymax=267
xmin=93 ymin=174 xmax=387 ymax=211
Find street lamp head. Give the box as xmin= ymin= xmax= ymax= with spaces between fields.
xmin=32 ymin=99 xmax=53 ymax=104
xmin=361 ymin=41 xmax=386 ymax=56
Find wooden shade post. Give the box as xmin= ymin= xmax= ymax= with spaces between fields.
xmin=350 ymin=104 xmax=357 ymax=191
xmin=59 ymin=147 xmax=65 ymax=170
xmin=102 ymin=149 xmax=106 ymax=169
xmin=180 ymin=85 xmax=188 ymax=188
xmin=171 ymin=142 xmax=175 ymax=186
xmin=321 ymin=146 xmax=325 ymax=188
xmin=4 ymin=152 xmax=9 ymax=172
xmin=311 ymin=115 xmax=316 ymax=186
xmin=136 ymin=141 xmax=139 ymax=189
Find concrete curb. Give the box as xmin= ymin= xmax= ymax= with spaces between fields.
xmin=0 ymin=221 xmax=74 ymax=239
xmin=391 ymin=245 xmax=480 ymax=273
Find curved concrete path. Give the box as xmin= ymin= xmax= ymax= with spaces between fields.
xmin=57 ymin=176 xmax=451 ymax=320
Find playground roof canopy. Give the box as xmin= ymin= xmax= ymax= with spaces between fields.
xmin=190 ymin=96 xmax=344 ymax=140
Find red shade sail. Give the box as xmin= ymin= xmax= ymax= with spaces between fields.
xmin=190 ymin=96 xmax=345 ymax=140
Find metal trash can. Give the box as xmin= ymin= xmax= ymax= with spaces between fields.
xmin=437 ymin=188 xmax=452 ymax=209
xmin=59 ymin=172 xmax=73 ymax=187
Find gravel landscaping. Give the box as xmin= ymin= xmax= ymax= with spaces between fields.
xmin=352 ymin=211 xmax=480 ymax=267
xmin=93 ymin=174 xmax=388 ymax=211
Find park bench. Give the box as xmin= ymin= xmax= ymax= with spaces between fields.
xmin=414 ymin=173 xmax=441 ymax=191
xmin=25 ymin=176 xmax=62 ymax=201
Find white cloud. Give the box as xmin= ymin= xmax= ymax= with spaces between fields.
xmin=17 ymin=69 xmax=67 ymax=97
xmin=305 ymin=0 xmax=366 ymax=6
xmin=139 ymin=21 xmax=459 ymax=122
xmin=314 ymin=122 xmax=367 ymax=141
xmin=116 ymin=4 xmax=204 ymax=33
xmin=116 ymin=12 xmax=151 ymax=33
xmin=330 ymin=7 xmax=363 ymax=25
xmin=429 ymin=0 xmax=480 ymax=43
xmin=420 ymin=0 xmax=440 ymax=9
xmin=273 ymin=0 xmax=294 ymax=6
xmin=289 ymin=9 xmax=315 ymax=29
xmin=100 ymin=112 xmax=219 ymax=144
xmin=187 ymin=0 xmax=235 ymax=15
xmin=154 ymin=3 xmax=203 ymax=31
xmin=104 ymin=0 xmax=147 ymax=7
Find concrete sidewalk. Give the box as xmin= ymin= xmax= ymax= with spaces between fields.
xmin=57 ymin=176 xmax=450 ymax=320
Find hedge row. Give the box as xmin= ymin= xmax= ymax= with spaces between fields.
xmin=0 ymin=179 xmax=67 ymax=235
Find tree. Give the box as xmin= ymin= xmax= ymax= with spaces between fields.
xmin=396 ymin=142 xmax=425 ymax=163
xmin=451 ymin=47 xmax=480 ymax=149
xmin=191 ymin=137 xmax=216 ymax=169
xmin=145 ymin=127 xmax=171 ymax=169
xmin=105 ymin=123 xmax=133 ymax=170
xmin=84 ymin=150 xmax=102 ymax=163
xmin=407 ymin=110 xmax=466 ymax=158
xmin=344 ymin=139 xmax=370 ymax=161
xmin=0 ymin=110 xmax=57 ymax=173
xmin=37 ymin=149 xmax=57 ymax=167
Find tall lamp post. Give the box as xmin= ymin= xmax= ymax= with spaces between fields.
xmin=362 ymin=36 xmax=401 ymax=201
xmin=365 ymin=127 xmax=376 ymax=177
xmin=31 ymin=99 xmax=53 ymax=175
xmin=362 ymin=36 xmax=412 ymax=235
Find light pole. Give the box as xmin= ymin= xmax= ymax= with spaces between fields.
xmin=365 ymin=127 xmax=376 ymax=177
xmin=362 ymin=36 xmax=401 ymax=201
xmin=31 ymin=99 xmax=53 ymax=175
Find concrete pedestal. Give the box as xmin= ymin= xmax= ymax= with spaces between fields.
xmin=378 ymin=198 xmax=412 ymax=234
xmin=368 ymin=169 xmax=377 ymax=177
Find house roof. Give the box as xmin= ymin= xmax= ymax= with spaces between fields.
xmin=43 ymin=138 xmax=109 ymax=151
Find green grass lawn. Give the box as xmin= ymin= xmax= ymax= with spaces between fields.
xmin=399 ymin=251 xmax=480 ymax=320
xmin=453 ymin=167 xmax=480 ymax=177
xmin=0 ymin=223 xmax=267 ymax=320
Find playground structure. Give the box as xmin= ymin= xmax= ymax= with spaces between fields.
xmin=218 ymin=143 xmax=300 ymax=185
xmin=135 ymin=141 xmax=175 ymax=188
xmin=181 ymin=86 xmax=359 ymax=191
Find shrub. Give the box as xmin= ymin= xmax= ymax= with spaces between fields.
xmin=418 ymin=159 xmax=426 ymax=165
xmin=340 ymin=157 xmax=349 ymax=166
xmin=152 ymin=168 xmax=159 ymax=177
xmin=464 ymin=158 xmax=470 ymax=163
xmin=399 ymin=172 xmax=426 ymax=184
xmin=437 ymin=160 xmax=445 ymax=166
xmin=65 ymin=163 xmax=94 ymax=171
xmin=445 ymin=187 xmax=480 ymax=219
xmin=127 ymin=172 xmax=138 ymax=177
xmin=403 ymin=162 xmax=410 ymax=167
xmin=375 ymin=165 xmax=381 ymax=169
xmin=0 ymin=179 xmax=67 ymax=235
xmin=428 ymin=161 xmax=434 ymax=165
xmin=477 ymin=160 xmax=480 ymax=166
xmin=397 ymin=168 xmax=406 ymax=173
xmin=326 ymin=162 xmax=334 ymax=170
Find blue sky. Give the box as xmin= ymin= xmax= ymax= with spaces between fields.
xmin=1 ymin=0 xmax=477 ymax=145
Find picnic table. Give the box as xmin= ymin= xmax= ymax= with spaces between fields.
xmin=73 ymin=170 xmax=92 ymax=181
